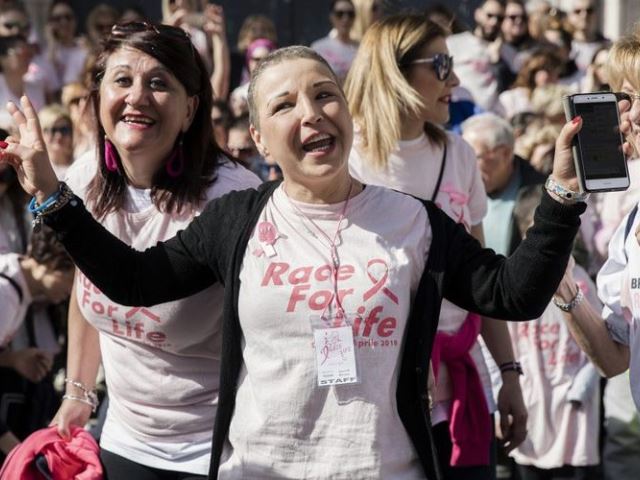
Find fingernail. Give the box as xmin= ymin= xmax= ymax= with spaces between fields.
xmin=572 ymin=116 xmax=582 ymax=125
xmin=0 ymin=141 xmax=8 ymax=149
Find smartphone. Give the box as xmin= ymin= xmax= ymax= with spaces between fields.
xmin=563 ymin=92 xmax=630 ymax=192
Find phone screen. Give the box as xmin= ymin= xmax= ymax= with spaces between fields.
xmin=574 ymin=100 xmax=626 ymax=180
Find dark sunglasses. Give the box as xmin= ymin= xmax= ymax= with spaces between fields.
xmin=2 ymin=21 xmax=29 ymax=32
xmin=50 ymin=13 xmax=74 ymax=23
xmin=68 ymin=96 xmax=86 ymax=106
xmin=211 ymin=116 xmax=224 ymax=126
xmin=573 ymin=7 xmax=595 ymax=15
xmin=506 ymin=14 xmax=526 ymax=21
xmin=44 ymin=125 xmax=72 ymax=136
xmin=485 ymin=12 xmax=505 ymax=21
xmin=333 ymin=10 xmax=356 ymax=20
xmin=407 ymin=53 xmax=454 ymax=81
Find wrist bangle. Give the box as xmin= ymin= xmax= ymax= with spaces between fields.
xmin=553 ymin=284 xmax=584 ymax=312
xmin=499 ymin=361 xmax=523 ymax=376
xmin=545 ymin=176 xmax=589 ymax=203
xmin=62 ymin=394 xmax=97 ymax=412
xmin=64 ymin=377 xmax=98 ymax=411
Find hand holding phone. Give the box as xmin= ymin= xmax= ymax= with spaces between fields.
xmin=563 ymin=92 xmax=630 ymax=193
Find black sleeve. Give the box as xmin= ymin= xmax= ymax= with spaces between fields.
xmin=441 ymin=191 xmax=586 ymax=320
xmin=43 ymin=191 xmax=252 ymax=307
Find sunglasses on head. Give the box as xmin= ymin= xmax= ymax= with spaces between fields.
xmin=407 ymin=53 xmax=454 ymax=82
xmin=44 ymin=125 xmax=72 ymax=136
xmin=333 ymin=10 xmax=355 ymax=20
xmin=485 ymin=12 xmax=504 ymax=21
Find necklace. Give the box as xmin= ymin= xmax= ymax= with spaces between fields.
xmin=285 ymin=180 xmax=354 ymax=318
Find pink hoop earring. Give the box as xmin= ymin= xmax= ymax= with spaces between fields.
xmin=166 ymin=137 xmax=184 ymax=178
xmin=104 ymin=138 xmax=119 ymax=173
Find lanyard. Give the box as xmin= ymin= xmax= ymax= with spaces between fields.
xmin=431 ymin=143 xmax=447 ymax=202
xmin=285 ymin=181 xmax=354 ymax=322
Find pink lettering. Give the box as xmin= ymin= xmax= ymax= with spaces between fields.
xmin=112 ymin=319 xmax=124 ymax=335
xmin=289 ymin=266 xmax=312 ymax=285
xmin=363 ymin=306 xmax=383 ymax=337
xmin=287 ymin=284 xmax=310 ymax=312
xmin=377 ymin=317 xmax=396 ymax=337
xmin=261 ymin=262 xmax=289 ymax=286
xmin=146 ymin=331 xmax=166 ymax=343
xmin=337 ymin=265 xmax=355 ymax=281
xmin=315 ymin=265 xmax=332 ymax=282
xmin=309 ymin=290 xmax=332 ymax=310
xmin=91 ymin=301 xmax=105 ymax=315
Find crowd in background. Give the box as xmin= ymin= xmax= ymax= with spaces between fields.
xmin=1 ymin=0 xmax=640 ymax=479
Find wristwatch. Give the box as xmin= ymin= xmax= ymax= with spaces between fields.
xmin=545 ymin=177 xmax=590 ymax=203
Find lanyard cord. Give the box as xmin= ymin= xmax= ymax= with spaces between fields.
xmin=285 ymin=180 xmax=354 ymax=321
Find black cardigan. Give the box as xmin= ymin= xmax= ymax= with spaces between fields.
xmin=46 ymin=181 xmax=585 ymax=479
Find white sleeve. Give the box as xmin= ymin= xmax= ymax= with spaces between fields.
xmin=454 ymin=134 xmax=488 ymax=225
xmin=597 ymin=207 xmax=636 ymax=346
xmin=0 ymin=279 xmax=22 ymax=347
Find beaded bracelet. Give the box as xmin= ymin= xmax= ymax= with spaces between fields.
xmin=553 ymin=285 xmax=584 ymax=313
xmin=29 ymin=182 xmax=75 ymax=231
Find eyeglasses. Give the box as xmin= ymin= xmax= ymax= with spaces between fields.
xmin=50 ymin=13 xmax=74 ymax=23
xmin=332 ymin=10 xmax=356 ymax=20
xmin=407 ymin=53 xmax=454 ymax=81
xmin=572 ymin=7 xmax=595 ymax=15
xmin=211 ymin=116 xmax=224 ymax=126
xmin=485 ymin=12 xmax=505 ymax=22
xmin=44 ymin=125 xmax=72 ymax=136
xmin=2 ymin=21 xmax=30 ymax=32
xmin=505 ymin=14 xmax=526 ymax=22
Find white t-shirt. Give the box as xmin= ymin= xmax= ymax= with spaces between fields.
xmin=349 ymin=132 xmax=493 ymax=425
xmin=598 ymin=205 xmax=640 ymax=412
xmin=222 ymin=185 xmax=429 ymax=479
xmin=498 ymin=87 xmax=533 ymax=120
xmin=509 ymin=264 xmax=601 ymax=468
xmin=447 ymin=31 xmax=504 ymax=114
xmin=310 ymin=35 xmax=358 ymax=83
xmin=65 ymin=152 xmax=261 ymax=474
xmin=0 ymin=253 xmax=30 ymax=347
xmin=0 ymin=74 xmax=45 ymax=113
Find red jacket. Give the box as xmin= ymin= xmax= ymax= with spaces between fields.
xmin=0 ymin=426 xmax=102 ymax=479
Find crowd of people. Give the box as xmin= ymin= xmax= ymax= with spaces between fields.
xmin=0 ymin=0 xmax=640 ymax=479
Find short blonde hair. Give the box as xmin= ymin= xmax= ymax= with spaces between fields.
xmin=607 ymin=29 xmax=640 ymax=92
xmin=39 ymin=104 xmax=71 ymax=131
xmin=344 ymin=13 xmax=447 ymax=170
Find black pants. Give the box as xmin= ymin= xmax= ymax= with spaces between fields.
xmin=101 ymin=450 xmax=207 ymax=480
xmin=432 ymin=415 xmax=497 ymax=480
xmin=516 ymin=464 xmax=599 ymax=480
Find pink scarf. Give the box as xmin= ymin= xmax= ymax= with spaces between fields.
xmin=431 ymin=312 xmax=491 ymax=466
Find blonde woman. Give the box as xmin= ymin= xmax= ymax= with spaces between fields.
xmin=38 ymin=104 xmax=73 ymax=179
xmin=345 ymin=14 xmax=527 ymax=478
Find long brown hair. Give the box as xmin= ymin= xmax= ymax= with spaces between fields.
xmin=86 ymin=22 xmax=224 ymax=219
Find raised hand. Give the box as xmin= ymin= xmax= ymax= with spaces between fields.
xmin=1 ymin=96 xmax=58 ymax=202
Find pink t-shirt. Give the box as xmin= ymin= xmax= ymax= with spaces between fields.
xmin=65 ymin=152 xmax=260 ymax=474
xmin=223 ymin=184 xmax=430 ymax=479
xmin=509 ymin=264 xmax=601 ymax=468
xmin=349 ymin=131 xmax=493 ymax=424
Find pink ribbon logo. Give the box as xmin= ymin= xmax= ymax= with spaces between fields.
xmin=363 ymin=259 xmax=399 ymax=304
